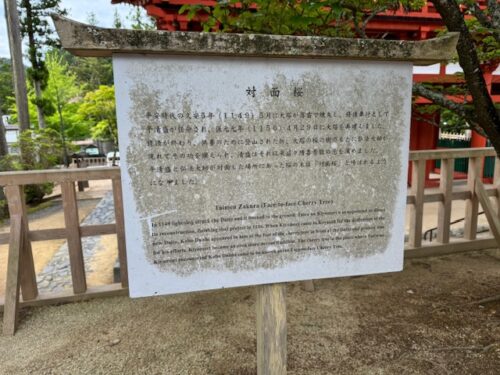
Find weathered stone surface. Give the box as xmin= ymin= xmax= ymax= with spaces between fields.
xmin=52 ymin=15 xmax=458 ymax=65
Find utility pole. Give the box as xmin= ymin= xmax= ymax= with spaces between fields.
xmin=4 ymin=0 xmax=30 ymax=132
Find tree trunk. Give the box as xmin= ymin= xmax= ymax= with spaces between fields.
xmin=431 ymin=0 xmax=500 ymax=154
xmin=34 ymin=80 xmax=46 ymax=129
xmin=0 ymin=105 xmax=9 ymax=157
xmin=4 ymin=0 xmax=30 ymax=132
xmin=23 ymin=0 xmax=46 ymax=129
xmin=0 ymin=106 xmax=9 ymax=218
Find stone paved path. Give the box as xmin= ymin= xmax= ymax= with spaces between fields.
xmin=37 ymin=192 xmax=116 ymax=292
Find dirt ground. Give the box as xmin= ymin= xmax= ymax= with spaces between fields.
xmin=0 ymin=249 xmax=498 ymax=375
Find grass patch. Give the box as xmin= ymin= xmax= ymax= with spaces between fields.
xmin=27 ymin=200 xmax=55 ymax=214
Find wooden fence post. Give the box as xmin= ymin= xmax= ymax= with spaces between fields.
xmin=61 ymin=181 xmax=87 ymax=294
xmin=112 ymin=177 xmax=128 ymax=288
xmin=408 ymin=160 xmax=425 ymax=248
xmin=437 ymin=158 xmax=453 ymax=243
xmin=3 ymin=215 xmax=24 ymax=336
xmin=474 ymin=178 xmax=500 ymax=246
xmin=256 ymin=283 xmax=287 ymax=375
xmin=464 ymin=157 xmax=481 ymax=240
xmin=4 ymin=185 xmax=38 ymax=301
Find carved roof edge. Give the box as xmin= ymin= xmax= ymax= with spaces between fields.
xmin=52 ymin=14 xmax=458 ymax=66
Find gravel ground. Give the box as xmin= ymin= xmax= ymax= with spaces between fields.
xmin=1 ymin=249 xmax=499 ymax=375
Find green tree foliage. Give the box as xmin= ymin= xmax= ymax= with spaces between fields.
xmin=460 ymin=0 xmax=500 ymax=47
xmin=77 ymin=85 xmax=118 ymax=146
xmin=440 ymin=109 xmax=469 ymax=133
xmin=18 ymin=0 xmax=67 ymax=129
xmin=3 ymin=52 xmax=76 ymax=202
xmin=22 ymin=50 xmax=89 ymax=140
xmin=16 ymin=128 xmax=64 ymax=202
xmin=127 ymin=7 xmax=156 ymax=30
xmin=59 ymin=51 xmax=113 ymax=93
xmin=44 ymin=51 xmax=90 ymax=149
xmin=7 ymin=45 xmax=116 ymax=148
xmin=466 ymin=19 xmax=500 ymax=64
xmin=181 ymin=0 xmax=425 ymax=37
xmin=1 ymin=51 xmax=78 ymax=206
xmin=0 ymin=58 xmax=15 ymax=114
xmin=86 ymin=11 xmax=99 ymax=26
xmin=0 ymin=59 xmax=12 ymax=161
xmin=113 ymin=9 xmax=124 ymax=29
xmin=56 ymin=7 xmax=113 ymax=92
xmin=4 ymin=48 xmax=84 ymax=171
xmin=413 ymin=1 xmax=499 ymax=144
xmin=17 ymin=128 xmax=64 ymax=169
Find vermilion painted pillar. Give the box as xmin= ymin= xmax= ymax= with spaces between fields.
xmin=408 ymin=109 xmax=440 ymax=187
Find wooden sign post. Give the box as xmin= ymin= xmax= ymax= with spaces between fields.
xmin=257 ymin=284 xmax=287 ymax=375
xmin=53 ymin=15 xmax=458 ymax=371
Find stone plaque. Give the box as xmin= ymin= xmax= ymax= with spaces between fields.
xmin=113 ymin=55 xmax=412 ymax=297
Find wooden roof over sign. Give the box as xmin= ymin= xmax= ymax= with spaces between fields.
xmin=52 ymin=15 xmax=458 ymax=66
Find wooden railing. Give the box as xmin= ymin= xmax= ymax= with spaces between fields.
xmin=76 ymin=156 xmax=107 ymax=167
xmin=1 ymin=148 xmax=500 ymax=334
xmin=405 ymin=147 xmax=500 ymax=258
xmin=0 ymin=168 xmax=128 ymax=334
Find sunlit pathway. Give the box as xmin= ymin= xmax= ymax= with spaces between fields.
xmin=37 ymin=192 xmax=118 ymax=292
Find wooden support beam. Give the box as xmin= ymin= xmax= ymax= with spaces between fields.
xmin=404 ymin=238 xmax=497 ymax=258
xmin=112 ymin=178 xmax=128 ymax=288
xmin=256 ymin=284 xmax=287 ymax=375
xmin=4 ymin=185 xmax=38 ymax=300
xmin=0 ymin=167 xmax=120 ymax=186
xmin=406 ymin=184 xmax=498 ymax=205
xmin=464 ymin=157 xmax=481 ymax=240
xmin=408 ymin=160 xmax=425 ymax=248
xmin=3 ymin=215 xmax=24 ymax=336
xmin=409 ymin=147 xmax=496 ymax=161
xmin=61 ymin=181 xmax=87 ymax=294
xmin=0 ymin=224 xmax=118 ymax=245
xmin=437 ymin=158 xmax=453 ymax=243
xmin=494 ymin=157 xmax=500 ymax=220
xmin=0 ymin=284 xmax=128 ymax=313
xmin=474 ymin=178 xmax=500 ymax=247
